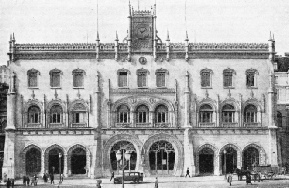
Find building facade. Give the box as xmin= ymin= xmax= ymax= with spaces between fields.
xmin=274 ymin=53 xmax=289 ymax=168
xmin=4 ymin=3 xmax=279 ymax=179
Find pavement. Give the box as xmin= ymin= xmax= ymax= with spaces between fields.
xmin=1 ymin=175 xmax=289 ymax=188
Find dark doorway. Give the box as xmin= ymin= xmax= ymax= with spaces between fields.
xmin=222 ymin=147 xmax=237 ymax=174
xmin=48 ymin=148 xmax=64 ymax=174
xmin=199 ymin=148 xmax=214 ymax=174
xmin=25 ymin=148 xmax=41 ymax=175
xmin=149 ymin=141 xmax=175 ymax=175
xmin=71 ymin=148 xmax=86 ymax=174
xmin=243 ymin=147 xmax=259 ymax=170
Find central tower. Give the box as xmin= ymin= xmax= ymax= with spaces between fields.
xmin=128 ymin=3 xmax=156 ymax=53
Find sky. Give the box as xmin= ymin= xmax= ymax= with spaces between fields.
xmin=0 ymin=0 xmax=289 ymax=65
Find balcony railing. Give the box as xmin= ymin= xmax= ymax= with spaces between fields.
xmin=26 ymin=123 xmax=42 ymax=128
xmin=115 ymin=123 xmax=131 ymax=128
xmin=154 ymin=123 xmax=170 ymax=128
xmin=135 ymin=123 xmax=151 ymax=127
xmin=221 ymin=122 xmax=239 ymax=127
xmin=71 ymin=123 xmax=87 ymax=128
xmin=49 ymin=123 xmax=65 ymax=128
xmin=244 ymin=123 xmax=260 ymax=127
xmin=199 ymin=122 xmax=215 ymax=127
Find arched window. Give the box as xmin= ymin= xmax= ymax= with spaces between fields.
xmin=199 ymin=104 xmax=213 ymax=123
xmin=244 ymin=105 xmax=257 ymax=123
xmin=223 ymin=68 xmax=235 ymax=88
xmin=71 ymin=103 xmax=87 ymax=127
xmin=136 ymin=105 xmax=149 ymax=125
xmin=49 ymin=69 xmax=62 ymax=88
xmin=117 ymin=105 xmax=130 ymax=123
xmin=246 ymin=69 xmax=258 ymax=88
xmin=28 ymin=106 xmax=40 ymax=123
xmin=277 ymin=111 xmax=282 ymax=127
xmin=200 ymin=69 xmax=213 ymax=88
xmin=27 ymin=69 xmax=40 ymax=88
xmin=222 ymin=104 xmax=235 ymax=123
xmin=155 ymin=105 xmax=168 ymax=124
xmin=50 ymin=105 xmax=63 ymax=124
xmin=72 ymin=69 xmax=86 ymax=88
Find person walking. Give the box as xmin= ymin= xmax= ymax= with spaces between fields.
xmin=60 ymin=174 xmax=64 ymax=183
xmin=155 ymin=177 xmax=158 ymax=188
xmin=110 ymin=171 xmax=114 ymax=181
xmin=11 ymin=179 xmax=14 ymax=188
xmin=27 ymin=176 xmax=30 ymax=186
xmin=43 ymin=173 xmax=47 ymax=183
xmin=50 ymin=173 xmax=54 ymax=184
xmin=246 ymin=172 xmax=252 ymax=185
xmin=227 ymin=173 xmax=233 ymax=186
xmin=185 ymin=167 xmax=190 ymax=177
xmin=6 ymin=178 xmax=11 ymax=188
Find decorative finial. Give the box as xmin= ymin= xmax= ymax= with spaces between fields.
xmin=77 ymin=89 xmax=81 ymax=99
xmin=10 ymin=34 xmax=12 ymax=41
xmin=273 ymin=33 xmax=275 ymax=41
xmin=269 ymin=31 xmax=272 ymax=41
xmin=31 ymin=90 xmax=35 ymax=99
xmin=205 ymin=89 xmax=209 ymax=98
xmin=115 ymin=31 xmax=119 ymax=41
xmin=166 ymin=30 xmax=170 ymax=41
xmin=185 ymin=31 xmax=189 ymax=41
xmin=12 ymin=33 xmax=15 ymax=41
xmin=228 ymin=89 xmax=231 ymax=97
xmin=250 ymin=89 xmax=254 ymax=98
xmin=96 ymin=31 xmax=100 ymax=41
xmin=54 ymin=89 xmax=58 ymax=99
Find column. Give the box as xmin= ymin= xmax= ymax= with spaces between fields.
xmin=184 ymin=72 xmax=190 ymax=127
xmin=86 ymin=150 xmax=91 ymax=177
xmin=40 ymin=152 xmax=45 ymax=174
xmin=63 ymin=154 xmax=68 ymax=177
xmin=3 ymin=72 xmax=16 ymax=178
xmin=268 ymin=73 xmax=278 ymax=166
xmin=183 ymin=128 xmax=196 ymax=176
xmin=149 ymin=111 xmax=154 ymax=127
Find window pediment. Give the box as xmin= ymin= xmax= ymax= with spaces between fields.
xmin=49 ymin=68 xmax=63 ymax=75
xmin=27 ymin=68 xmax=40 ymax=75
xmin=72 ymin=68 xmax=86 ymax=75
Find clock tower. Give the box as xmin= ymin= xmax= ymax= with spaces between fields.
xmin=128 ymin=3 xmax=156 ymax=53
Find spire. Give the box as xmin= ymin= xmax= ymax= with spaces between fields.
xmin=115 ymin=31 xmax=119 ymax=41
xmin=96 ymin=31 xmax=100 ymax=41
xmin=273 ymin=33 xmax=275 ymax=41
xmin=269 ymin=31 xmax=272 ymax=41
xmin=129 ymin=0 xmax=131 ymax=16
xmin=10 ymin=34 xmax=12 ymax=41
xmin=185 ymin=30 xmax=189 ymax=41
xmin=166 ymin=30 xmax=170 ymax=41
xmin=12 ymin=33 xmax=15 ymax=41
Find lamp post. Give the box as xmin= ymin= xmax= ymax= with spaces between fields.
xmin=59 ymin=153 xmax=62 ymax=184
xmin=116 ymin=150 xmax=131 ymax=188
xmin=223 ymin=150 xmax=227 ymax=180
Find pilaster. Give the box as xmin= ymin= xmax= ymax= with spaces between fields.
xmin=183 ymin=128 xmax=195 ymax=176
xmin=63 ymin=154 xmax=68 ymax=177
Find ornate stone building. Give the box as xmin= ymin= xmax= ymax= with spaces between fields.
xmin=4 ymin=3 xmax=279 ymax=179
xmin=274 ymin=53 xmax=289 ymax=168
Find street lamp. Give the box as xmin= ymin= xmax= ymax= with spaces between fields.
xmin=223 ymin=150 xmax=227 ymax=180
xmin=116 ymin=150 xmax=131 ymax=188
xmin=59 ymin=153 xmax=62 ymax=184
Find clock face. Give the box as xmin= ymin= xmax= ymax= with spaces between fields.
xmin=136 ymin=24 xmax=151 ymax=40
xmin=139 ymin=57 xmax=147 ymax=65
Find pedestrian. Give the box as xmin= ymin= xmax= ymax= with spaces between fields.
xmin=110 ymin=171 xmax=114 ymax=181
xmin=30 ymin=176 xmax=35 ymax=186
xmin=60 ymin=173 xmax=64 ymax=182
xmin=43 ymin=173 xmax=47 ymax=183
xmin=6 ymin=178 xmax=11 ymax=188
xmin=246 ymin=172 xmax=252 ymax=185
xmin=34 ymin=174 xmax=38 ymax=186
xmin=50 ymin=173 xmax=54 ymax=184
xmin=155 ymin=177 xmax=158 ymax=188
xmin=11 ymin=179 xmax=14 ymax=188
xmin=185 ymin=167 xmax=190 ymax=177
xmin=227 ymin=173 xmax=233 ymax=186
xmin=27 ymin=176 xmax=30 ymax=186
xmin=23 ymin=176 xmax=26 ymax=185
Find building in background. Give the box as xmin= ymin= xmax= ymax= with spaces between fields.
xmin=0 ymin=65 xmax=8 ymax=179
xmin=3 ymin=3 xmax=279 ymax=179
xmin=274 ymin=53 xmax=289 ymax=168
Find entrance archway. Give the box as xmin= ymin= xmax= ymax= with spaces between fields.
xmin=149 ymin=140 xmax=175 ymax=175
xmin=25 ymin=148 xmax=41 ymax=175
xmin=199 ymin=147 xmax=214 ymax=174
xmin=221 ymin=147 xmax=237 ymax=174
xmin=71 ymin=148 xmax=86 ymax=174
xmin=110 ymin=141 xmax=137 ymax=171
xmin=48 ymin=148 xmax=64 ymax=174
xmin=243 ymin=147 xmax=259 ymax=170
